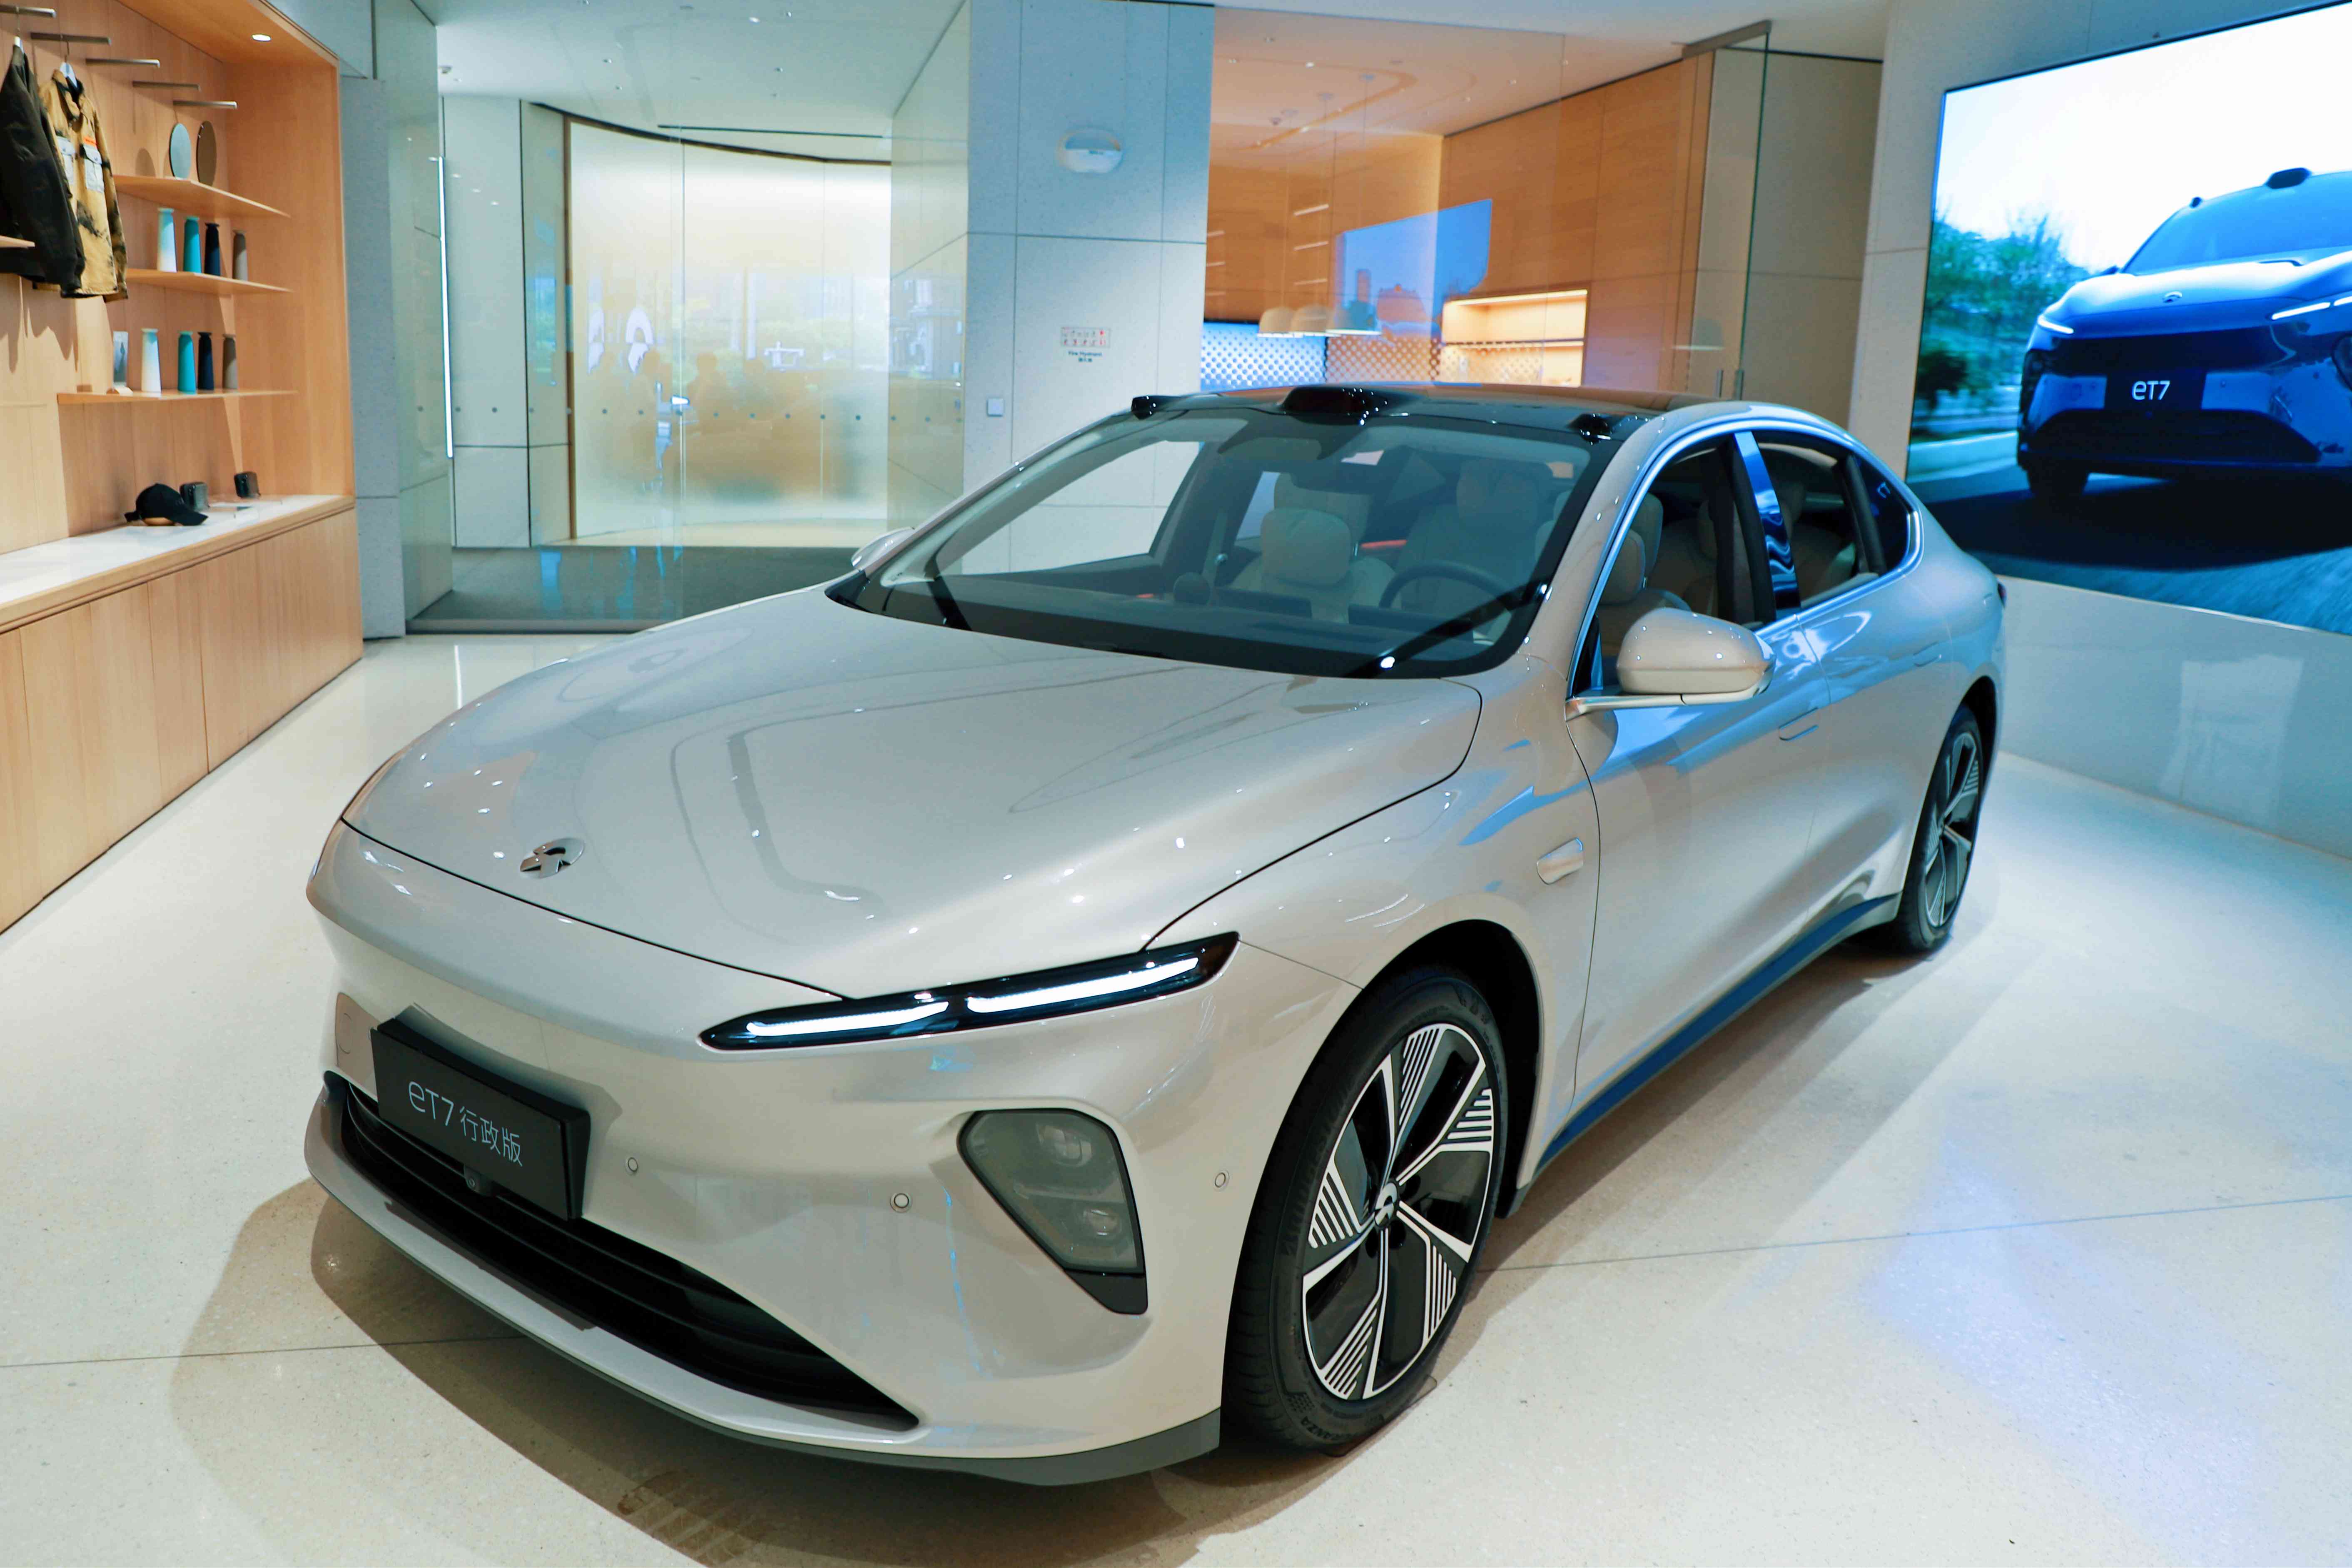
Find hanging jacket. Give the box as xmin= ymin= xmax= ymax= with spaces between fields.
xmin=40 ymin=64 xmax=123 ymax=299
xmin=0 ymin=42 xmax=81 ymax=291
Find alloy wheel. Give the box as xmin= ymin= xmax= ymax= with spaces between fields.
xmin=1300 ymin=1022 xmax=1497 ymax=1401
xmin=1918 ymin=727 xmax=1983 ymax=931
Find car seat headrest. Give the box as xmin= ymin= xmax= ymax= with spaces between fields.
xmin=1632 ymin=494 xmax=1665 ymax=564
xmin=1257 ymin=507 xmax=1354 ymax=588
xmin=1602 ymin=532 xmax=1648 ymax=606
xmin=1762 ymin=449 xmax=1816 ymax=527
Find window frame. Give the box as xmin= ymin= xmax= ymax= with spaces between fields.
xmin=1730 ymin=424 xmax=1922 ymax=620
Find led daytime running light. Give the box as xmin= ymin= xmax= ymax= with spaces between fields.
xmin=701 ymin=935 xmax=1236 ymax=1050
xmin=2034 ymin=311 xmax=2074 ymax=335
xmin=739 ymin=998 xmax=949 ymax=1040
xmin=966 ymin=955 xmax=1199 ymax=1015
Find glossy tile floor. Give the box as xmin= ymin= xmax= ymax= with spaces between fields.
xmin=4 ymin=635 xmax=2350 ymax=1566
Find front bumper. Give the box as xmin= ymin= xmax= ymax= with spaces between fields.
xmin=303 ymin=823 xmax=1357 ymax=1481
xmin=2020 ymin=329 xmax=2352 ymax=476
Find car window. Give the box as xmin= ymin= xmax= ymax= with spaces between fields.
xmin=848 ymin=405 xmax=1622 ymax=680
xmin=1752 ymin=434 xmax=1881 ymax=610
xmin=2127 ymin=172 xmax=2352 ymax=271
xmin=1580 ymin=436 xmax=1754 ymax=690
xmin=1849 ymin=452 xmax=1913 ymax=572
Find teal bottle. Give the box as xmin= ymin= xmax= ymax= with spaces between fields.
xmin=182 ymin=216 xmax=202 ymax=274
xmin=177 ymin=331 xmax=196 ymax=393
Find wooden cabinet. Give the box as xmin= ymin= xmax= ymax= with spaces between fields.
xmin=0 ymin=506 xmax=359 ymax=933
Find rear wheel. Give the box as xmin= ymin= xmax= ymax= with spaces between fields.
xmin=1226 ymin=967 xmax=1506 ymax=1450
xmin=2023 ymin=458 xmax=2087 ymax=505
xmin=1874 ymin=710 xmax=1986 ymax=954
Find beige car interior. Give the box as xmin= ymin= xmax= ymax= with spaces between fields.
xmin=1762 ymin=445 xmax=1875 ymax=606
xmin=1229 ymin=506 xmax=1394 ymax=620
xmin=1595 ymin=496 xmax=1690 ymax=658
xmin=1391 ymin=457 xmax=1567 ymax=621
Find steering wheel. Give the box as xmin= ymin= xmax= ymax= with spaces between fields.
xmin=1379 ymin=560 xmax=1517 ymax=610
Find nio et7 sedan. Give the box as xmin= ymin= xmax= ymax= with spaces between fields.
xmin=304 ymin=384 xmax=2003 ymax=1483
xmin=2021 ymin=165 xmax=2352 ymax=501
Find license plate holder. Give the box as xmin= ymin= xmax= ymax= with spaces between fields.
xmin=370 ymin=1020 xmax=588 ymax=1219
xmin=2105 ymin=370 xmax=2204 ymax=412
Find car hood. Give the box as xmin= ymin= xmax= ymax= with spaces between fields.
xmin=2051 ymin=250 xmax=2352 ymax=336
xmin=345 ymin=589 xmax=1480 ymax=998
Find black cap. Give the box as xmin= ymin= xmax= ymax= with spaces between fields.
xmin=130 ymin=482 xmax=208 ymax=526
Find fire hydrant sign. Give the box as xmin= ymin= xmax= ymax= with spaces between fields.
xmin=1060 ymin=326 xmax=1108 ymax=362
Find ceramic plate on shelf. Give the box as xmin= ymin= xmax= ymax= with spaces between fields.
xmin=167 ymin=123 xmax=192 ymax=179
xmin=195 ymin=121 xmax=217 ymax=185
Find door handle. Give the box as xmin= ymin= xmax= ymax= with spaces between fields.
xmin=1777 ymin=698 xmax=1823 ymax=742
xmin=1537 ymin=837 xmax=1585 ymax=883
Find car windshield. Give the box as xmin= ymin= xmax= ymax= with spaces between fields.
xmin=837 ymin=403 xmax=1622 ymax=678
xmin=2128 ymin=174 xmax=2352 ymax=271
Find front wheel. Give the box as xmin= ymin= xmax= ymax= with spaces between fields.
xmin=2022 ymin=458 xmax=2088 ymax=506
xmin=1225 ymin=967 xmax=1507 ymax=1450
xmin=1874 ymin=709 xmax=1987 ymax=954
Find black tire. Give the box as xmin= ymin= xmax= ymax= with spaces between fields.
xmin=1226 ymin=966 xmax=1507 ymax=1451
xmin=1873 ymin=709 xmax=1987 ymax=955
xmin=2023 ymin=458 xmax=2088 ymax=506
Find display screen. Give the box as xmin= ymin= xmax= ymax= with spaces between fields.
xmin=1909 ymin=2 xmax=2352 ymax=638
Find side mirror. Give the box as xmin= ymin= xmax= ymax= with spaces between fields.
xmin=850 ymin=527 xmax=915 ymax=572
xmin=1570 ymin=608 xmax=1771 ymax=715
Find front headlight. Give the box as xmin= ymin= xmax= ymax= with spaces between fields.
xmin=698 ymin=934 xmax=1238 ymax=1050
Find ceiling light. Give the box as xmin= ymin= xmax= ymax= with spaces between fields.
xmin=250 ymin=32 xmax=270 ymax=40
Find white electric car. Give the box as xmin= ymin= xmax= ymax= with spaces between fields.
xmin=304 ymin=384 xmax=2003 ymax=1483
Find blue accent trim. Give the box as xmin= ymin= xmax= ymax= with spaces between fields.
xmin=1534 ymin=895 xmax=1897 ymax=1173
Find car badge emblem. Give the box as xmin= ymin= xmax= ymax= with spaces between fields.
xmin=518 ymin=839 xmax=578 ymax=878
xmin=2163 ymin=291 xmax=2184 ymax=303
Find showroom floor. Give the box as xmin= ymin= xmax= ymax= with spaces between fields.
xmin=4 ymin=634 xmax=2350 ymax=1566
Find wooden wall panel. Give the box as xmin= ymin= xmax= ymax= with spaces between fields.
xmin=143 ymin=570 xmax=210 ymax=795
xmin=192 ymin=538 xmax=263 ymax=768
xmin=18 ymin=589 xmax=165 ymax=890
xmin=1432 ymin=57 xmax=1712 ymax=394
xmin=0 ymin=629 xmax=36 ymax=930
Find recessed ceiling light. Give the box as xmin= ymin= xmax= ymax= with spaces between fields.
xmin=250 ymin=32 xmax=271 ymax=41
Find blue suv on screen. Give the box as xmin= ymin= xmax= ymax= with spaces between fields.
xmin=2018 ymin=166 xmax=2352 ymax=502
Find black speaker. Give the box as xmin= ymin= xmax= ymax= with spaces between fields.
xmin=234 ymin=471 xmax=259 ymax=499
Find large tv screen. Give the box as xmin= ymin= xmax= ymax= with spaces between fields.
xmin=1909 ymin=2 xmax=2352 ymax=637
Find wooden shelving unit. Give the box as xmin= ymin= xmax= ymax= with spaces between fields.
xmin=57 ymin=389 xmax=296 ymax=404
xmin=2 ymin=0 xmax=360 ymax=935
xmin=122 ymin=267 xmax=289 ymax=297
xmin=111 ymin=174 xmax=287 ymax=222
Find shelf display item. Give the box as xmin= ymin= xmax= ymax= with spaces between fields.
xmin=194 ymin=120 xmax=215 ymax=184
xmin=155 ymin=204 xmax=176 ymax=270
xmin=138 ymin=326 xmax=160 ymax=394
xmin=129 ymin=481 xmax=205 ymax=526
xmin=195 ymin=330 xmax=212 ymax=391
xmin=202 ymin=220 xmax=220 ymax=275
xmin=167 ymin=122 xmax=192 ymax=178
xmin=234 ymin=471 xmax=258 ymax=499
xmin=221 ymin=334 xmax=237 ymax=389
xmin=111 ymin=329 xmax=129 ymax=391
xmin=181 ymin=214 xmax=200 ymax=272
xmin=42 ymin=62 xmax=126 ymax=299
xmin=178 ymin=480 xmax=207 ymax=513
xmin=231 ymin=229 xmax=246 ymax=279
xmin=0 ymin=41 xmax=83 ymax=292
xmin=176 ymin=330 xmax=194 ymax=392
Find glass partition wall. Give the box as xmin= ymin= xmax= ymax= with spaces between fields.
xmin=411 ymin=117 xmax=889 ymax=630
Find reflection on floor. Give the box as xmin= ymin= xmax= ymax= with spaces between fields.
xmin=4 ymin=633 xmax=2350 ymax=1563
xmin=410 ymin=545 xmax=854 ymax=629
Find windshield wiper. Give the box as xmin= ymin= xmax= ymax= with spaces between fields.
xmin=1351 ymin=585 xmax=1535 ymax=676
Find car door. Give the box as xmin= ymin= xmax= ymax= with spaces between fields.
xmin=1561 ymin=431 xmax=1839 ymax=1117
xmin=1745 ymin=430 xmax=1956 ymax=900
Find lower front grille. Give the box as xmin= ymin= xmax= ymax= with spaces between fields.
xmin=2028 ymin=409 xmax=2321 ymax=465
xmin=2047 ymin=326 xmax=2284 ymax=376
xmin=330 ymin=1074 xmax=914 ymax=1427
